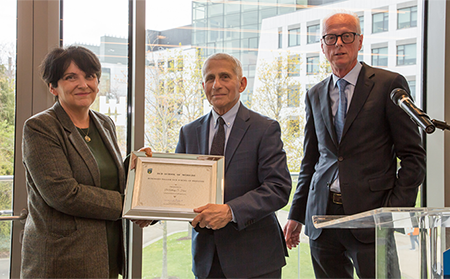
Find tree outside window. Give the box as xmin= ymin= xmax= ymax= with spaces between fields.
xmin=252 ymin=54 xmax=304 ymax=171
xmin=0 ymin=44 xmax=15 ymax=258
xmin=288 ymin=55 xmax=301 ymax=77
xmin=287 ymin=86 xmax=300 ymax=108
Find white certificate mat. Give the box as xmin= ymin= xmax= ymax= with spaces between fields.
xmin=123 ymin=152 xmax=224 ymax=221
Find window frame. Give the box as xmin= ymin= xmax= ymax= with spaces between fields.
xmin=307 ymin=24 xmax=320 ymax=44
xmin=397 ymin=43 xmax=417 ymax=66
xmin=398 ymin=5 xmax=418 ymax=29
xmin=371 ymin=46 xmax=389 ymax=66
xmin=288 ymin=27 xmax=301 ymax=47
xmin=306 ymin=55 xmax=319 ymax=75
xmin=372 ymin=11 xmax=389 ymax=33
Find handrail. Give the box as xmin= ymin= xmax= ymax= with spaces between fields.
xmin=0 ymin=175 xmax=13 ymax=181
xmin=0 ymin=208 xmax=28 ymax=222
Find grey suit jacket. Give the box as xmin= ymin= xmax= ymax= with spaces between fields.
xmin=176 ymin=103 xmax=291 ymax=278
xmin=289 ymin=62 xmax=426 ymax=242
xmin=21 ymin=101 xmax=126 ymax=278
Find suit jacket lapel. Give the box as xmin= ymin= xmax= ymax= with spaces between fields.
xmin=342 ymin=63 xmax=374 ymax=140
xmin=196 ymin=113 xmax=211 ymax=155
xmin=318 ymin=77 xmax=339 ymax=146
xmin=53 ymin=102 xmax=101 ymax=187
xmin=225 ymin=104 xmax=250 ymax=171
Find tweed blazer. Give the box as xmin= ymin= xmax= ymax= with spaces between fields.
xmin=21 ymin=101 xmax=126 ymax=278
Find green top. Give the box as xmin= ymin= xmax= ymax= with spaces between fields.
xmin=77 ymin=121 xmax=122 ymax=275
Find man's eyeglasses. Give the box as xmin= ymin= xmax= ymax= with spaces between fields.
xmin=322 ymin=32 xmax=360 ymax=46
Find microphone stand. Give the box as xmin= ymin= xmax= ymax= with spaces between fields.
xmin=431 ymin=119 xmax=450 ymax=131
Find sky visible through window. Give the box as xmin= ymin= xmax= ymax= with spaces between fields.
xmin=63 ymin=0 xmax=192 ymax=45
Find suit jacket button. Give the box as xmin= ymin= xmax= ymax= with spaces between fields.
xmin=338 ymin=157 xmax=344 ymax=162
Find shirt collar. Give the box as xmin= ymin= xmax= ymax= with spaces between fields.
xmin=332 ymin=61 xmax=362 ymax=88
xmin=211 ymin=101 xmax=240 ymax=127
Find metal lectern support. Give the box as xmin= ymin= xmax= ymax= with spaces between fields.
xmin=313 ymin=208 xmax=450 ymax=279
xmin=420 ymin=216 xmax=428 ymax=278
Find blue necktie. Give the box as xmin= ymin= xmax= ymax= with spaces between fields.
xmin=335 ymin=79 xmax=348 ymax=143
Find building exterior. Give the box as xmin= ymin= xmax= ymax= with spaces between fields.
xmin=254 ymin=0 xmax=421 ymax=115
xmin=147 ymin=25 xmax=192 ymax=52
xmin=191 ymin=0 xmax=309 ymax=104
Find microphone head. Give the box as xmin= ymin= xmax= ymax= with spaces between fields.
xmin=390 ymin=88 xmax=408 ymax=104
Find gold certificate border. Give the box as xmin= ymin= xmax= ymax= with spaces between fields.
xmin=123 ymin=152 xmax=224 ymax=221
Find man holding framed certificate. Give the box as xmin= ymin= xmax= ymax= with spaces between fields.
xmin=176 ymin=53 xmax=292 ymax=279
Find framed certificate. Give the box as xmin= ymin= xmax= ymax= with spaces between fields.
xmin=122 ymin=152 xmax=224 ymax=221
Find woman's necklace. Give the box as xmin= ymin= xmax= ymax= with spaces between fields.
xmin=79 ymin=126 xmax=91 ymax=142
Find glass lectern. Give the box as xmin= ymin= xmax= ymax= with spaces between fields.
xmin=313 ymin=208 xmax=450 ymax=279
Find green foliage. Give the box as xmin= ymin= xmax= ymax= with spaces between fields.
xmin=283 ymin=244 xmax=315 ymax=278
xmin=282 ymin=179 xmax=298 ymax=212
xmin=0 ymin=52 xmax=15 ymax=251
xmin=0 ymin=64 xmax=15 ymax=126
xmin=0 ymin=63 xmax=15 ymax=176
xmin=142 ymin=231 xmax=194 ymax=279
xmin=0 ymin=181 xmax=12 ymax=255
xmin=142 ymin=231 xmax=315 ymax=279
xmin=0 ymin=120 xmax=14 ymax=176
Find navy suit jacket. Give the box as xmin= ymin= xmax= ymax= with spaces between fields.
xmin=289 ymin=62 xmax=426 ymax=243
xmin=176 ymin=103 xmax=291 ymax=278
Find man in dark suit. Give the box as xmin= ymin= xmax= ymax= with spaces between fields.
xmin=283 ymin=12 xmax=426 ymax=278
xmin=176 ymin=53 xmax=291 ymax=278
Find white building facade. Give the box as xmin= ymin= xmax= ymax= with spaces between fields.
xmin=254 ymin=0 xmax=421 ymax=114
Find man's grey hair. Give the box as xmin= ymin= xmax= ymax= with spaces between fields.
xmin=322 ymin=10 xmax=362 ymax=35
xmin=202 ymin=53 xmax=243 ymax=80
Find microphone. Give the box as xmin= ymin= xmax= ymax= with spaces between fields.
xmin=390 ymin=88 xmax=436 ymax=134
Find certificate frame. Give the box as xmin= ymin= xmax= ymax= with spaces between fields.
xmin=122 ymin=151 xmax=224 ymax=221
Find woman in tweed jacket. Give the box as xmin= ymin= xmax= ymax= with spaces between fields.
xmin=21 ymin=46 xmax=142 ymax=278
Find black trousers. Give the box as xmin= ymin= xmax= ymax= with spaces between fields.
xmin=309 ymin=195 xmax=400 ymax=279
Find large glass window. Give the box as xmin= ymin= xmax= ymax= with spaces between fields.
xmin=397 ymin=43 xmax=417 ymax=65
xmin=0 ymin=1 xmax=16 ymax=277
xmin=359 ymin=15 xmax=364 ymax=34
xmin=307 ymin=24 xmax=320 ymax=44
xmin=278 ymin=30 xmax=283 ymax=49
xmin=372 ymin=11 xmax=389 ymax=33
xmin=358 ymin=46 xmax=364 ymax=62
xmin=307 ymin=56 xmax=320 ymax=75
xmin=407 ymin=78 xmax=416 ymax=100
xmin=63 ymin=0 xmax=130 ymax=157
xmin=144 ymin=2 xmax=199 ymax=277
xmin=372 ymin=46 xmax=388 ymax=66
xmin=288 ymin=55 xmax=301 ymax=77
xmin=288 ymin=27 xmax=301 ymax=47
xmin=0 ymin=0 xmax=434 ymax=278
xmin=398 ymin=6 xmax=417 ymax=29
